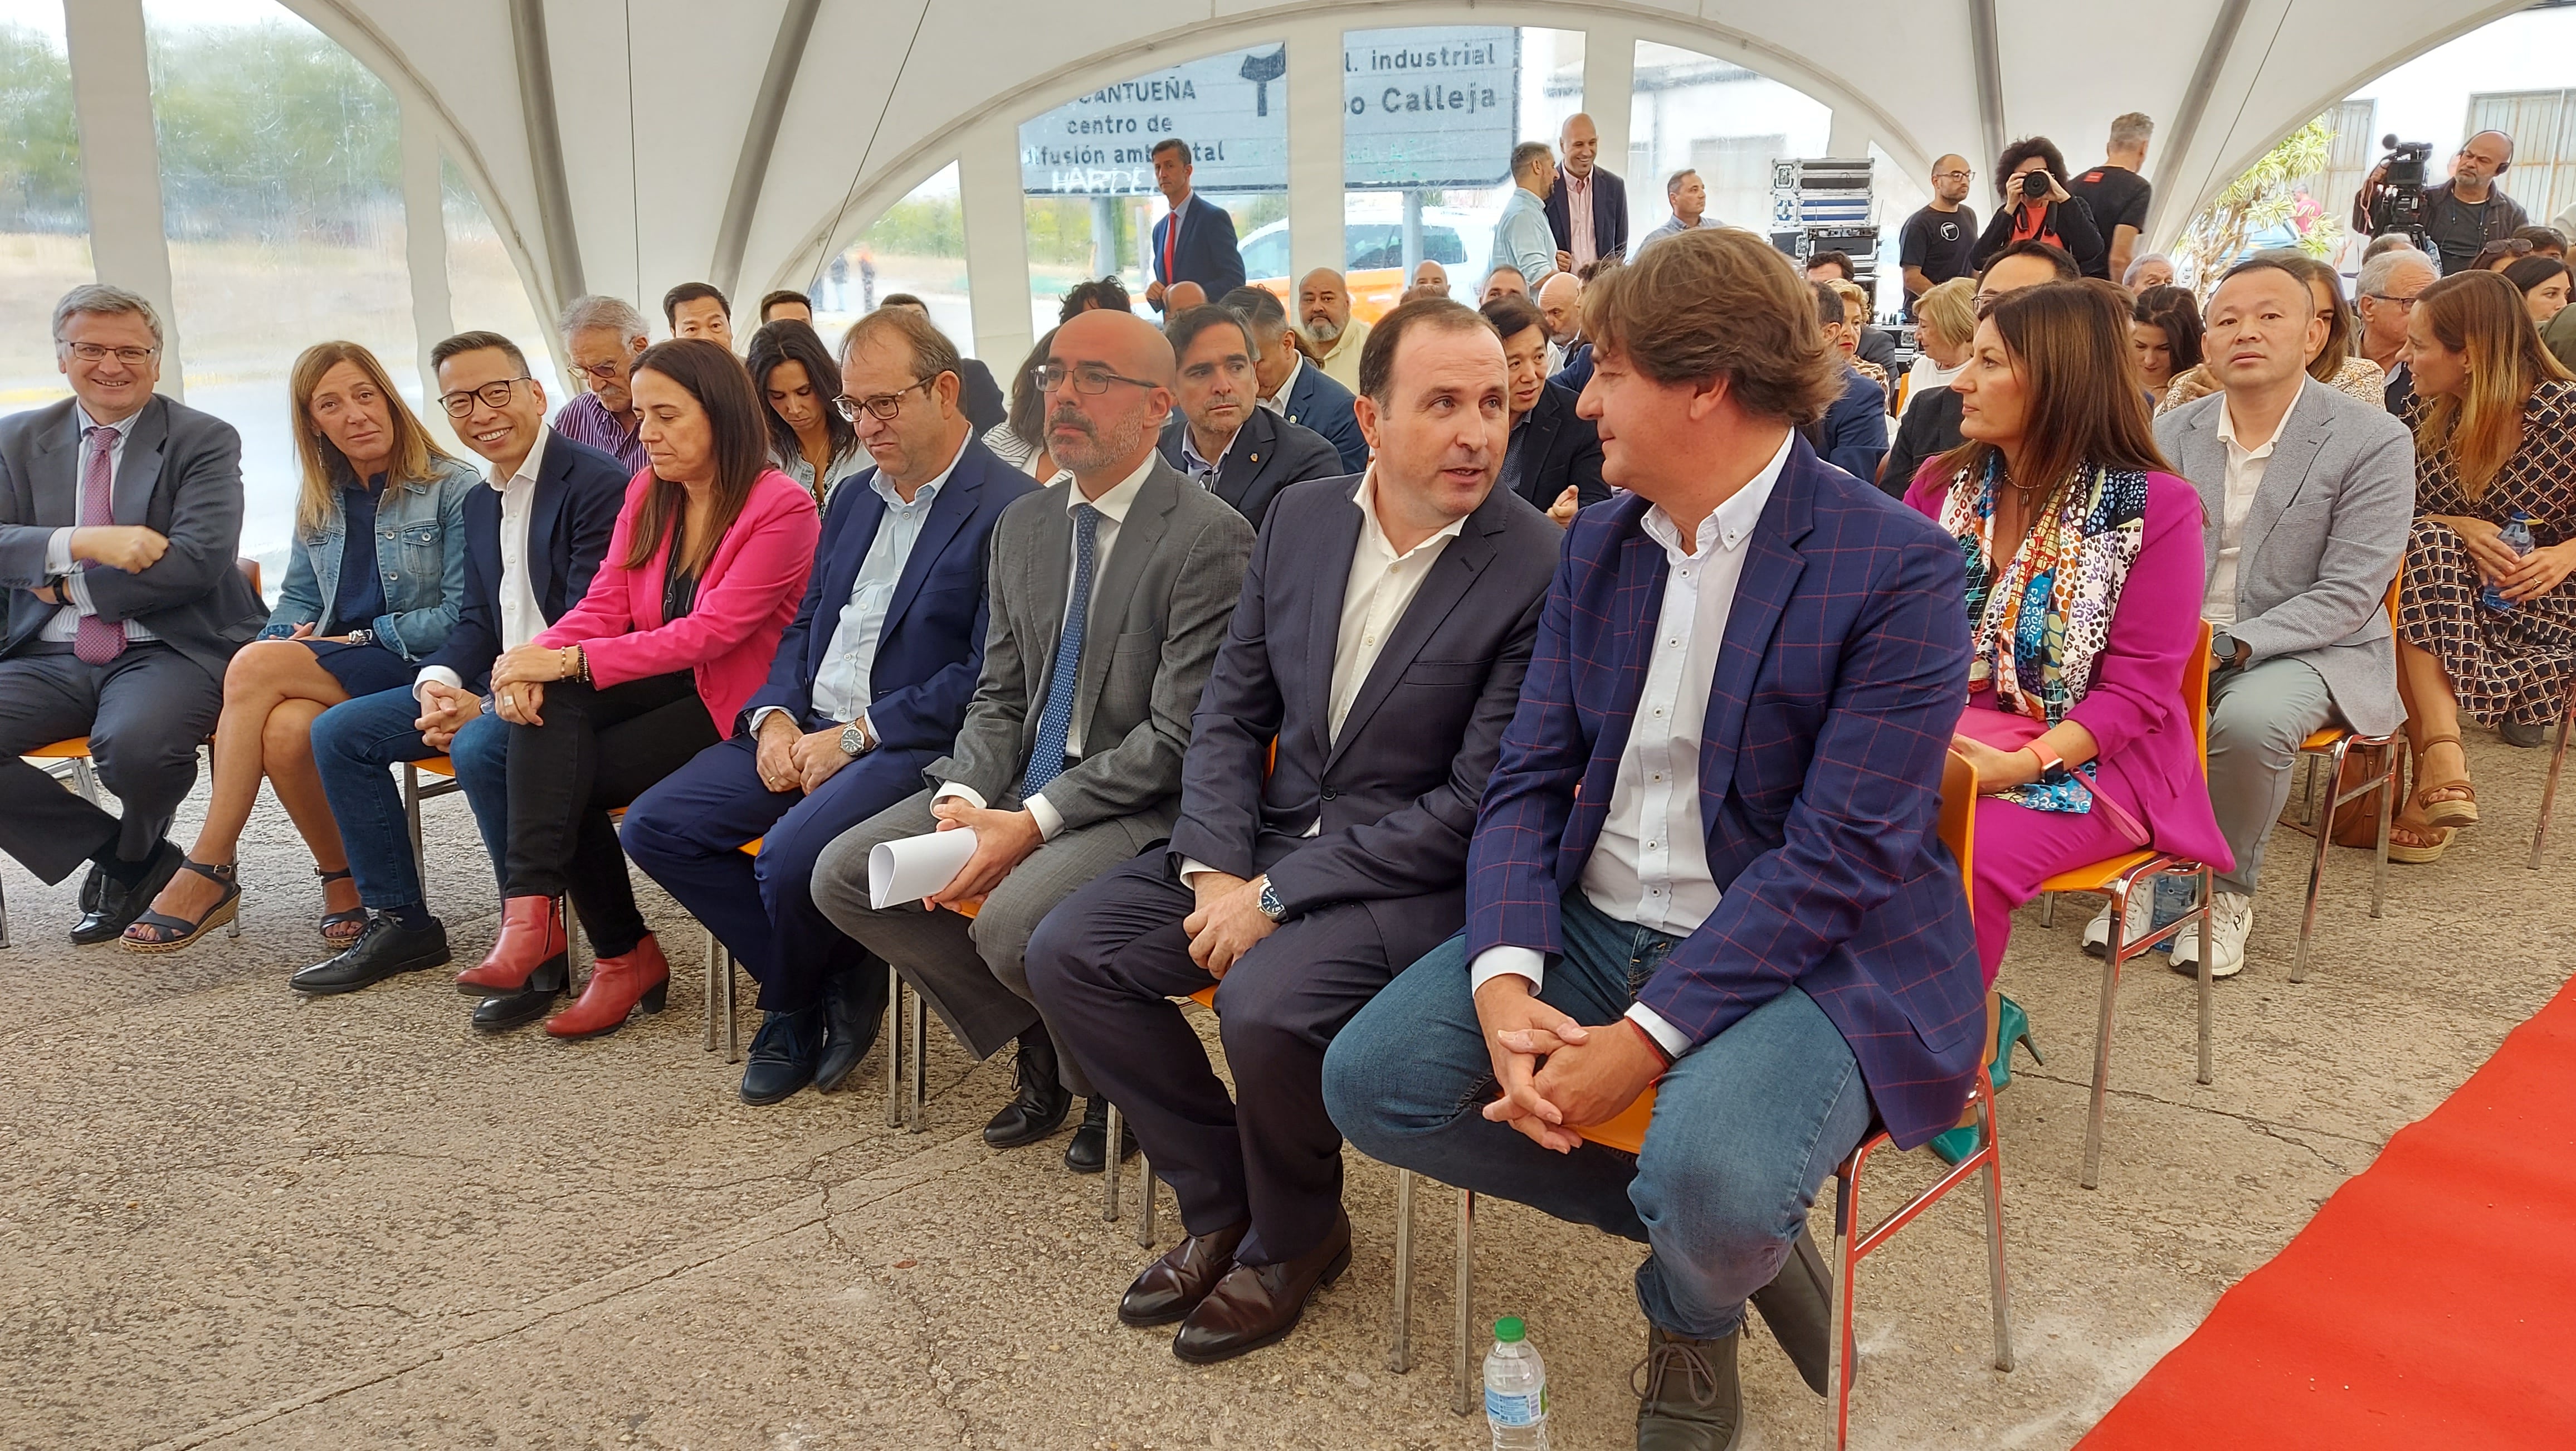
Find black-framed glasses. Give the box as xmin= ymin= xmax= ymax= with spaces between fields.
xmin=834 ymin=376 xmax=936 ymax=422
xmin=62 ymin=342 xmax=158 ymax=364
xmin=437 ymin=377 xmax=533 ymax=418
xmin=2363 ymin=293 xmax=2425 ymax=310
xmin=1031 ymin=362 xmax=1160 ymax=396
xmin=1933 ymin=169 xmax=1974 ymax=183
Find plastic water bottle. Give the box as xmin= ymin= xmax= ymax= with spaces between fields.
xmin=1484 ymin=1316 xmax=1549 ymax=1449
xmin=2482 ymin=510 xmax=2537 ymax=612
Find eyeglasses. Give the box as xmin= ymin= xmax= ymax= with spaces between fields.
xmin=1031 ymin=363 xmax=1160 ymax=396
xmin=833 ymin=376 xmax=936 ymax=422
xmin=572 ymin=358 xmax=630 ymax=381
xmin=1933 ymin=169 xmax=1974 ymax=182
xmin=2363 ymin=293 xmax=2426 ymax=310
xmin=62 ymin=342 xmax=158 ymax=364
xmin=438 ymin=377 xmax=533 ymax=417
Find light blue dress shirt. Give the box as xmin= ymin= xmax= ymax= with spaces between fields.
xmin=1491 ymin=187 xmax=1559 ymax=289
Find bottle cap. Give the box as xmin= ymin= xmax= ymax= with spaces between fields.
xmin=1494 ymin=1316 xmax=1526 ymax=1342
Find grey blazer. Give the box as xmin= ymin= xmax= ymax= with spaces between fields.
xmin=2154 ymin=378 xmax=2415 ymax=737
xmin=930 ymin=455 xmax=1255 ymax=837
xmin=0 ymin=394 xmax=266 ymax=676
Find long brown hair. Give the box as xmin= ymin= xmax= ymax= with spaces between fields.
xmin=289 ymin=341 xmax=453 ymax=535
xmin=2263 ymin=251 xmax=2359 ymax=383
xmin=2412 ymin=269 xmax=2576 ymax=500
xmin=619 ymin=338 xmax=772 ymax=574
xmin=1934 ymin=279 xmax=2169 ymax=499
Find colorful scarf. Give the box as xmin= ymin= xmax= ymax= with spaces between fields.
xmin=1938 ymin=454 xmax=2152 ymax=813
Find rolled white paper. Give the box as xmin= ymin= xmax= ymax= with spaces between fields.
xmin=869 ymin=828 xmax=980 ymax=909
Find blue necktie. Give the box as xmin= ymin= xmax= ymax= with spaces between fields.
xmin=1022 ymin=503 xmax=1099 ymax=798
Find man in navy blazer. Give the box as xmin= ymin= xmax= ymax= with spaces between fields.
xmin=1325 ymin=232 xmax=1980 ymax=1449
xmin=622 ymin=310 xmax=1035 ymax=1104
xmin=1028 ymin=300 xmax=1562 ymax=1365
xmin=1145 ymin=139 xmax=1246 ymax=314
xmin=297 ymin=332 xmax=626 ymax=1001
xmin=1222 ymin=288 xmax=1369 ymax=474
xmin=1542 ymin=113 xmax=1631 ymax=269
xmin=1155 ymin=304 xmax=1346 ymax=529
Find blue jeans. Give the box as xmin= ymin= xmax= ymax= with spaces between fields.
xmin=1323 ymin=890 xmax=1874 ymax=1340
xmin=310 ymin=686 xmax=509 ymax=911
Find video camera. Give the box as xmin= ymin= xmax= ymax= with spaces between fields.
xmin=2362 ymin=135 xmax=2434 ymax=254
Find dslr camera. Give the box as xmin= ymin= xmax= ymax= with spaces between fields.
xmin=2363 ymin=135 xmax=2434 ymax=252
xmin=2020 ymin=168 xmax=2055 ymax=202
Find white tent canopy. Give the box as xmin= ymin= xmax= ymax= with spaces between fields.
xmin=67 ymin=0 xmax=2540 ymax=372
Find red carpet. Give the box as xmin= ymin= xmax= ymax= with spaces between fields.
xmin=2076 ymin=974 xmax=2576 ymax=1449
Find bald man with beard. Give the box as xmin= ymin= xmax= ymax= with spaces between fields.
xmin=1297 ymin=269 xmax=1371 ymax=392
xmin=814 ymin=308 xmax=1257 ymax=1175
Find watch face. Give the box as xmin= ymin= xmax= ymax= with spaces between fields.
xmin=840 ymin=725 xmax=863 ymax=756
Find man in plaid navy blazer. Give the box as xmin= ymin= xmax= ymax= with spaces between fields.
xmin=1326 ymin=228 xmax=1982 ymax=1449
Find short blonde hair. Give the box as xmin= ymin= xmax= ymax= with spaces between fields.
xmin=1915 ymin=277 xmax=1979 ymax=352
xmin=1824 ymin=277 xmax=1870 ymax=322
xmin=1577 ymin=227 xmax=1843 ymax=426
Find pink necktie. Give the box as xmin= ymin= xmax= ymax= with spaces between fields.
xmin=74 ymin=425 xmax=125 ymax=665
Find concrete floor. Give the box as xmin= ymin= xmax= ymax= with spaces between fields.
xmin=2 ymin=728 xmax=2568 ymax=1451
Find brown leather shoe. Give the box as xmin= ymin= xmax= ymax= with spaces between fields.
xmin=1119 ymin=1220 xmax=1247 ymax=1327
xmin=457 ymin=895 xmax=566 ymax=992
xmin=1170 ymin=1210 xmax=1350 ymax=1364
xmin=1633 ymin=1325 xmax=1743 ymax=1451
xmin=544 ymin=934 xmax=670 ymax=1039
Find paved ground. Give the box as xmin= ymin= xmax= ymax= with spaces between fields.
xmin=2 ymin=727 xmax=2568 ymax=1450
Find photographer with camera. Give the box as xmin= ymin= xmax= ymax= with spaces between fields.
xmin=1970 ymin=137 xmax=2105 ymax=277
xmin=2353 ymin=130 xmax=2528 ymax=276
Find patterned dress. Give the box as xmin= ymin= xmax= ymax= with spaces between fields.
xmin=2397 ymin=378 xmax=2576 ymax=727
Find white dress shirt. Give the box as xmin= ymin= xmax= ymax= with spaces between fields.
xmin=1178 ymin=420 xmax=1243 ymax=488
xmin=1468 ymin=431 xmax=1792 ymax=1056
xmin=1258 ymin=353 xmax=1305 ymax=417
xmin=935 ymin=451 xmax=1157 ymax=840
xmin=750 ymin=435 xmax=968 ymax=739
xmin=1179 ymin=470 xmax=1466 ymax=884
xmin=43 ymin=403 xmax=158 ymax=644
xmin=2202 ymin=396 xmax=2281 ymax=628
xmin=416 ymin=429 xmax=550 ymax=700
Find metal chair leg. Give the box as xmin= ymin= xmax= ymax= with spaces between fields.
xmin=2369 ymin=746 xmax=2397 ymax=917
xmin=907 ymin=983 xmax=926 ymax=1131
xmin=703 ymin=928 xmax=720 ymax=1051
xmin=2193 ymin=866 xmax=2213 ymax=1087
xmin=1827 ymin=1155 xmax=1860 ymax=1450
xmin=71 ymin=756 xmax=101 ymax=805
xmin=1388 ymin=1168 xmax=1416 ymax=1374
xmin=1136 ymin=1151 xmax=1158 ymax=1247
xmin=1102 ymin=1104 xmax=1125 ymax=1220
xmin=2082 ymin=882 xmax=2128 ymax=1190
xmin=402 ymin=762 xmax=426 ymax=886
xmin=1978 ymin=1078 xmax=2015 ymax=1373
xmin=2038 ymin=892 xmax=2055 ymax=928
xmin=722 ymin=938 xmax=739 ymax=1063
xmin=2292 ymin=739 xmax=2345 ymax=984
xmin=886 ymin=965 xmax=906 ymax=1128
xmin=0 ymin=868 xmax=11 ymax=949
xmin=1452 ymin=1188 xmax=1476 ymax=1416
xmin=2532 ymin=703 xmax=2575 ymax=869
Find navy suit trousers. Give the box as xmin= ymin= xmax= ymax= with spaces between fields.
xmin=1024 ymin=851 xmax=1413 ymax=1267
xmin=621 ymin=728 xmax=934 ymax=1013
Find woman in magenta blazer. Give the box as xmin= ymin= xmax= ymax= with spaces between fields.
xmin=1905 ymin=280 xmax=2227 ymax=1158
xmin=472 ymin=339 xmax=818 ymax=1038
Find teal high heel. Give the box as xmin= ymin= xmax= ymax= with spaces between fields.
xmin=1930 ymin=996 xmax=2046 ymax=1165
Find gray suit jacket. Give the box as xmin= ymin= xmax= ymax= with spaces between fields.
xmin=2154 ymin=378 xmax=2414 ymax=737
xmin=931 ymin=455 xmax=1255 ymax=836
xmin=0 ymin=395 xmax=266 ymax=676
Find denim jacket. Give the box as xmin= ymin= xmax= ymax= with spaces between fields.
xmin=260 ymin=455 xmax=481 ymax=660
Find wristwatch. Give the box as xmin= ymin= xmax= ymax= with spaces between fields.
xmin=344 ymin=627 xmax=375 ymax=648
xmin=2211 ymin=630 xmax=2242 ymax=669
xmin=2024 ymin=739 xmax=2073 ymax=787
xmin=838 ymin=719 xmax=873 ymax=757
xmin=1255 ymin=877 xmax=1287 ymax=923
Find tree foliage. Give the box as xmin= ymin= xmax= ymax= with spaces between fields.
xmin=0 ymin=25 xmax=85 ymax=231
xmin=2174 ymin=114 xmax=2345 ymax=294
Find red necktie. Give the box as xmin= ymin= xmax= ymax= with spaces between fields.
xmin=75 ymin=425 xmax=125 ymax=666
xmin=1163 ymin=204 xmax=1179 ymax=285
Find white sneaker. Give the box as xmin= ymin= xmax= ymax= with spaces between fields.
xmin=2168 ymin=892 xmax=2252 ymax=980
xmin=2080 ymin=900 xmax=2149 ymax=958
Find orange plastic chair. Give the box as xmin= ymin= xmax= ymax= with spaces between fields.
xmin=2037 ymin=620 xmax=2218 ymax=1190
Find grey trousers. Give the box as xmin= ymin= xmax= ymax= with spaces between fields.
xmin=2205 ymin=656 xmax=2338 ymax=897
xmin=809 ymin=785 xmax=1167 ymax=1097
xmin=0 ymin=643 xmax=222 ymax=882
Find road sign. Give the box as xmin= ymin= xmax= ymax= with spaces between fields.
xmin=1344 ymin=27 xmax=1519 ymax=190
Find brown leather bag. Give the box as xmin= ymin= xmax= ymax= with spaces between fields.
xmin=2328 ymin=740 xmax=2406 ymax=849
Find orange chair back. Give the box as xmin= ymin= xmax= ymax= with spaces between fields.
xmin=2182 ymin=620 xmax=2214 ymax=767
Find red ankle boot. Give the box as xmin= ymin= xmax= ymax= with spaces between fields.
xmin=544 ymin=934 xmax=670 ymax=1039
xmin=457 ymin=895 xmax=567 ymax=992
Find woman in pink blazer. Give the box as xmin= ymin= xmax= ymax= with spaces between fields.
xmin=472 ymin=339 xmax=818 ymax=1038
xmin=1905 ymin=280 xmax=2227 ymax=1159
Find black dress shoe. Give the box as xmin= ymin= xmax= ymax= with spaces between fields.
xmin=741 ymin=1006 xmax=826 ymax=1105
xmin=1063 ymin=1095 xmax=1140 ymax=1174
xmin=1172 ymin=1209 xmax=1352 ymax=1365
xmin=290 ymin=916 xmax=451 ymax=995
xmin=71 ymin=842 xmax=182 ymax=946
xmin=813 ymin=964 xmax=887 ymax=1094
xmin=982 ymin=1031 xmax=1073 ymax=1148
xmin=1120 ymin=1220 xmax=1247 ymax=1327
xmin=1635 ymin=1325 xmax=1743 ymax=1450
xmin=471 ymin=955 xmax=567 ymax=1032
xmin=1747 ymin=1223 xmax=1833 ymax=1395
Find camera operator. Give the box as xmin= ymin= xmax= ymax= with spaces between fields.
xmin=2352 ymin=130 xmax=2528 ymax=276
xmin=1970 ymin=137 xmax=2105 ymax=276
